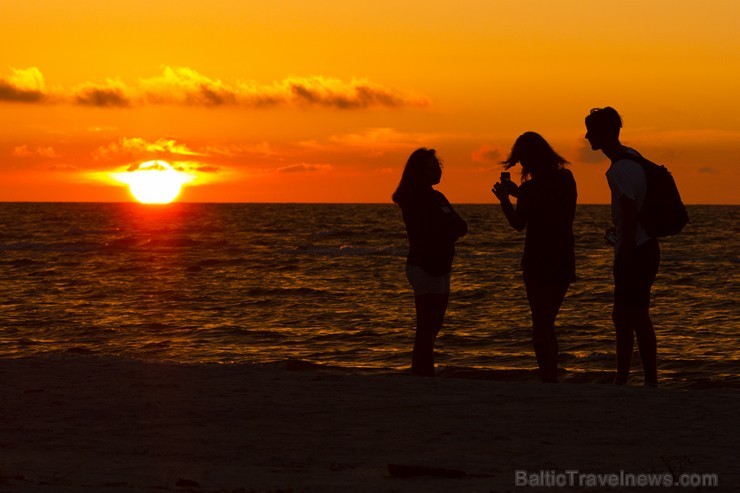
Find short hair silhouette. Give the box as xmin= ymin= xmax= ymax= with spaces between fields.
xmin=392 ymin=148 xmax=440 ymax=204
xmin=585 ymin=107 xmax=623 ymax=139
xmin=501 ymin=132 xmax=569 ymax=182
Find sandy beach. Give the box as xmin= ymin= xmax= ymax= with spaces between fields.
xmin=0 ymin=355 xmax=737 ymax=492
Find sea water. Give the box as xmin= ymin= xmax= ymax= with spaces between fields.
xmin=0 ymin=203 xmax=737 ymax=388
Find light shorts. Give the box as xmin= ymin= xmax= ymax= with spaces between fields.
xmin=406 ymin=264 xmax=451 ymax=295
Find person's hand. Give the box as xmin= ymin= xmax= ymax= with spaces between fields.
xmin=491 ymin=182 xmax=509 ymax=202
xmin=503 ymin=180 xmax=520 ymax=198
xmin=604 ymin=226 xmax=617 ymax=246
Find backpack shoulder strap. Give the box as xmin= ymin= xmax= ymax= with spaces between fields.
xmin=612 ymin=151 xmax=658 ymax=171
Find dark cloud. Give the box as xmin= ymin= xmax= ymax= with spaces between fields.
xmin=355 ymin=85 xmax=406 ymax=107
xmin=289 ymin=81 xmax=407 ymax=109
xmin=194 ymin=165 xmax=220 ymax=173
xmin=75 ymin=87 xmax=130 ymax=107
xmin=698 ymin=166 xmax=718 ymax=174
xmin=0 ymin=81 xmax=45 ymax=103
xmin=184 ymin=84 xmax=238 ymax=106
xmin=247 ymin=94 xmax=285 ymax=108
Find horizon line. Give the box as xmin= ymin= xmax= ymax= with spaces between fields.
xmin=0 ymin=201 xmax=735 ymax=206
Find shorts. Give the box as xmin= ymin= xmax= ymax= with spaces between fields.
xmin=406 ymin=264 xmax=451 ymax=295
xmin=614 ymin=239 xmax=660 ymax=309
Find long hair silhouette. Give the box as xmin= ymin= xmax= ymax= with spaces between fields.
xmin=501 ymin=132 xmax=568 ymax=182
xmin=392 ymin=148 xmax=440 ymax=204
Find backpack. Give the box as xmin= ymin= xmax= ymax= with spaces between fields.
xmin=615 ymin=152 xmax=689 ymax=237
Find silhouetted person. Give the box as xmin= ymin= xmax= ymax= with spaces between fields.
xmin=492 ymin=132 xmax=576 ymax=383
xmin=585 ymin=107 xmax=659 ymax=386
xmin=393 ymin=148 xmax=468 ymax=376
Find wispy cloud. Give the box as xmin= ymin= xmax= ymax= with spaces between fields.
xmin=203 ymin=141 xmax=282 ymax=158
xmin=141 ymin=70 xmax=428 ymax=109
xmin=575 ymin=141 xmax=608 ymax=164
xmin=87 ymin=125 xmax=119 ymax=133
xmin=471 ymin=144 xmax=504 ymax=163
xmin=277 ymin=163 xmax=332 ymax=173
xmin=13 ymin=144 xmax=61 ymax=158
xmin=1 ymin=66 xmax=428 ymax=110
xmin=125 ymin=161 xmax=174 ymax=172
xmin=12 ymin=145 xmax=33 ymax=157
xmin=629 ymin=128 xmax=740 ymax=145
xmin=139 ymin=67 xmax=239 ymax=106
xmin=328 ymin=127 xmax=443 ymax=151
xmin=94 ymin=137 xmax=203 ymax=161
xmin=193 ymin=164 xmax=220 ymax=173
xmin=698 ymin=166 xmax=718 ymax=174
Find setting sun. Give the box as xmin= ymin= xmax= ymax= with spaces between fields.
xmin=112 ymin=161 xmax=194 ymax=204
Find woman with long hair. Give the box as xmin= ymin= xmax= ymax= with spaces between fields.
xmin=394 ymin=148 xmax=468 ymax=376
xmin=492 ymin=132 xmax=577 ymax=383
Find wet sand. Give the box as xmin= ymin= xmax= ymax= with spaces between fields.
xmin=1 ymin=355 xmax=737 ymax=492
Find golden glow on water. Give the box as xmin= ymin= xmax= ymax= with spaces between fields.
xmin=0 ymin=203 xmax=737 ymax=388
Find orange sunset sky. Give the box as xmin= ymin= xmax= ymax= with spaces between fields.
xmin=1 ymin=0 xmax=739 ymax=204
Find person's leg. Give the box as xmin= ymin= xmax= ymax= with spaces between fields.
xmin=547 ymin=281 xmax=569 ymax=382
xmin=411 ymin=292 xmax=449 ymax=376
xmin=612 ymin=305 xmax=634 ymax=384
xmin=429 ymin=292 xmax=449 ymax=340
xmin=613 ymin=247 xmax=638 ymax=385
xmin=632 ymin=240 xmax=660 ymax=386
xmin=633 ymin=307 xmax=657 ymax=385
xmin=526 ymin=277 xmax=567 ymax=383
xmin=412 ymin=294 xmax=434 ymax=376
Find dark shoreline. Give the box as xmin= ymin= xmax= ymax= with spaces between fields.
xmin=1 ymin=354 xmax=738 ymax=492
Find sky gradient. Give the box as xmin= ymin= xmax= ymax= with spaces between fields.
xmin=1 ymin=0 xmax=739 ymax=203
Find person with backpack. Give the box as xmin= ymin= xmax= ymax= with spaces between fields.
xmin=585 ymin=107 xmax=676 ymax=387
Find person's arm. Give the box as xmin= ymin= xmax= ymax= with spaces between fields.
xmin=618 ymin=195 xmax=638 ymax=257
xmin=492 ymin=182 xmax=527 ymax=231
xmin=607 ymin=161 xmax=640 ymax=257
xmin=438 ymin=194 xmax=468 ymax=238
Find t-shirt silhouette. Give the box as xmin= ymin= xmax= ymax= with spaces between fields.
xmin=400 ymin=189 xmax=467 ymax=277
xmin=516 ymin=168 xmax=577 ymax=283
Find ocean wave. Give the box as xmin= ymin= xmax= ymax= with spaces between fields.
xmin=243 ymin=287 xmax=338 ymax=297
xmin=294 ymin=244 xmax=406 ymax=257
xmin=311 ymin=229 xmax=360 ymax=239
xmin=0 ymin=203 xmax=736 ymax=390
xmin=560 ymin=351 xmax=614 ymax=362
xmin=195 ymin=258 xmax=258 ymax=268
xmin=0 ymin=241 xmax=99 ymax=252
xmin=2 ymin=258 xmax=45 ymax=266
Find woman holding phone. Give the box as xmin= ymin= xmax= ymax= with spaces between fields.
xmin=492 ymin=132 xmax=577 ymax=383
